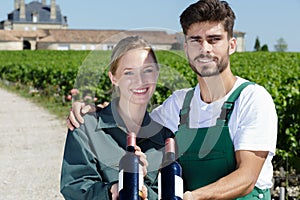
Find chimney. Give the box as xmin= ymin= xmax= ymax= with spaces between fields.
xmin=42 ymin=0 xmax=47 ymax=6
xmin=19 ymin=0 xmax=26 ymax=20
xmin=50 ymin=0 xmax=56 ymax=20
xmin=14 ymin=0 xmax=20 ymax=10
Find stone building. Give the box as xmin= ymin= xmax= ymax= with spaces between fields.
xmin=0 ymin=29 xmax=178 ymax=51
xmin=234 ymin=31 xmax=246 ymax=52
xmin=1 ymin=0 xmax=67 ymax=30
xmin=0 ymin=0 xmax=245 ymax=51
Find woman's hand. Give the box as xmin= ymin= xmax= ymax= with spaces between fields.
xmin=134 ymin=146 xmax=148 ymax=177
xmin=110 ymin=183 xmax=148 ymax=200
xmin=141 ymin=185 xmax=148 ymax=200
xmin=110 ymin=183 xmax=119 ymax=200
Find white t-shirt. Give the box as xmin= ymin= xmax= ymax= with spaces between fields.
xmin=150 ymin=76 xmax=277 ymax=189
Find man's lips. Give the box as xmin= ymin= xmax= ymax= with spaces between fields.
xmin=196 ymin=58 xmax=214 ymax=63
xmin=194 ymin=54 xmax=216 ymax=64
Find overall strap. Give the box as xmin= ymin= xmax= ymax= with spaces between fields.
xmin=179 ymin=88 xmax=195 ymax=125
xmin=219 ymin=82 xmax=255 ymax=123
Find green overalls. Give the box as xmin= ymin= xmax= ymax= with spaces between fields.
xmin=175 ymin=82 xmax=271 ymax=199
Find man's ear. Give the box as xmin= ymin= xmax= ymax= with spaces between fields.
xmin=108 ymin=71 xmax=118 ymax=86
xmin=183 ymin=41 xmax=188 ymax=57
xmin=229 ymin=37 xmax=237 ymax=55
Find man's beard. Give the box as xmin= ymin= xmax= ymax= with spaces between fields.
xmin=188 ymin=54 xmax=229 ymax=77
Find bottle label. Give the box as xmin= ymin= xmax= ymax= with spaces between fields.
xmin=158 ymin=173 xmax=184 ymax=199
xmin=175 ymin=175 xmax=184 ymax=199
xmin=158 ymin=172 xmax=162 ymax=199
xmin=118 ymin=169 xmax=124 ymax=192
xmin=139 ymin=163 xmax=143 ymax=191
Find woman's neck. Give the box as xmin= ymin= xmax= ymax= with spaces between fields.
xmin=117 ymin=99 xmax=147 ymax=134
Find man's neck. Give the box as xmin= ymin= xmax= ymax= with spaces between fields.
xmin=198 ymin=71 xmax=237 ymax=103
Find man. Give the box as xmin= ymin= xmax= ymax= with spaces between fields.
xmin=68 ymin=0 xmax=277 ymax=199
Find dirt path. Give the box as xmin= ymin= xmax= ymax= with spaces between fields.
xmin=0 ymin=87 xmax=67 ymax=200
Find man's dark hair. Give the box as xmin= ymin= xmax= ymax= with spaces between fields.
xmin=180 ymin=0 xmax=236 ymax=38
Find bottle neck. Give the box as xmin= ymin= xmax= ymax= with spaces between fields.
xmin=126 ymin=132 xmax=136 ymax=153
xmin=164 ymin=138 xmax=176 ymax=162
xmin=126 ymin=145 xmax=135 ymax=152
xmin=164 ymin=152 xmax=176 ymax=162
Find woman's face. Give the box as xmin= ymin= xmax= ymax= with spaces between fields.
xmin=109 ymin=48 xmax=159 ymax=106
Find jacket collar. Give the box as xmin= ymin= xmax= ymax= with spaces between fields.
xmin=97 ymin=98 xmax=151 ymax=131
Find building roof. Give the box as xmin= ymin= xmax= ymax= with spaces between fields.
xmin=9 ymin=29 xmax=49 ymax=38
xmin=0 ymin=29 xmax=177 ymax=44
xmin=38 ymin=29 xmax=123 ymax=43
xmin=104 ymin=30 xmax=177 ymax=44
xmin=0 ymin=30 xmax=20 ymax=41
xmin=8 ymin=1 xmax=67 ymax=25
xmin=38 ymin=29 xmax=177 ymax=44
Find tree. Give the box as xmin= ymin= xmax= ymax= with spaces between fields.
xmin=261 ymin=44 xmax=269 ymax=52
xmin=254 ymin=36 xmax=261 ymax=51
xmin=274 ymin=37 xmax=288 ymax=52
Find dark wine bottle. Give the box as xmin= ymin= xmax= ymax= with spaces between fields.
xmin=158 ymin=138 xmax=183 ymax=200
xmin=119 ymin=132 xmax=143 ymax=200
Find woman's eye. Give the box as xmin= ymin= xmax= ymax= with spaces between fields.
xmin=124 ymin=71 xmax=134 ymax=75
xmin=144 ymin=68 xmax=154 ymax=73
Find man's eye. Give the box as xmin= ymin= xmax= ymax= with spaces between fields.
xmin=209 ymin=37 xmax=221 ymax=44
xmin=191 ymin=39 xmax=200 ymax=43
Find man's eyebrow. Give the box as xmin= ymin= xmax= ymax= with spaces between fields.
xmin=207 ymin=34 xmax=222 ymax=38
xmin=187 ymin=35 xmax=202 ymax=40
xmin=187 ymin=34 xmax=223 ymax=39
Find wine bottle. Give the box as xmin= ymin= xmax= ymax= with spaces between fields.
xmin=158 ymin=138 xmax=183 ymax=200
xmin=119 ymin=132 xmax=143 ymax=200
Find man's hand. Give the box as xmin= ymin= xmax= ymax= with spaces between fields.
xmin=183 ymin=191 xmax=194 ymax=200
xmin=66 ymin=101 xmax=110 ymax=131
xmin=66 ymin=102 xmax=96 ymax=131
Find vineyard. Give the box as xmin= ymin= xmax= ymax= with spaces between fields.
xmin=0 ymin=50 xmax=299 ymax=198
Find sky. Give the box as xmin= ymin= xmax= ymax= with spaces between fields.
xmin=1 ymin=0 xmax=300 ymax=52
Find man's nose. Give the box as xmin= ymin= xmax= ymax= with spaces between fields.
xmin=201 ymin=40 xmax=212 ymax=52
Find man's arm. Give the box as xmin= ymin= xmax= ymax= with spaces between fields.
xmin=184 ymin=150 xmax=268 ymax=200
xmin=67 ymin=88 xmax=187 ymax=131
xmin=67 ymin=101 xmax=109 ymax=130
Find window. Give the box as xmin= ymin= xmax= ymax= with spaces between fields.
xmin=58 ymin=45 xmax=70 ymax=50
xmin=32 ymin=12 xmax=38 ymax=23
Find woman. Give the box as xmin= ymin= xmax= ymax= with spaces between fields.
xmin=60 ymin=36 xmax=173 ymax=200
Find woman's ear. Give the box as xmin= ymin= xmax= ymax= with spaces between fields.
xmin=108 ymin=71 xmax=118 ymax=86
xmin=229 ymin=37 xmax=237 ymax=55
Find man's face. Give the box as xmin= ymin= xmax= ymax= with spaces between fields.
xmin=184 ymin=21 xmax=236 ymax=77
